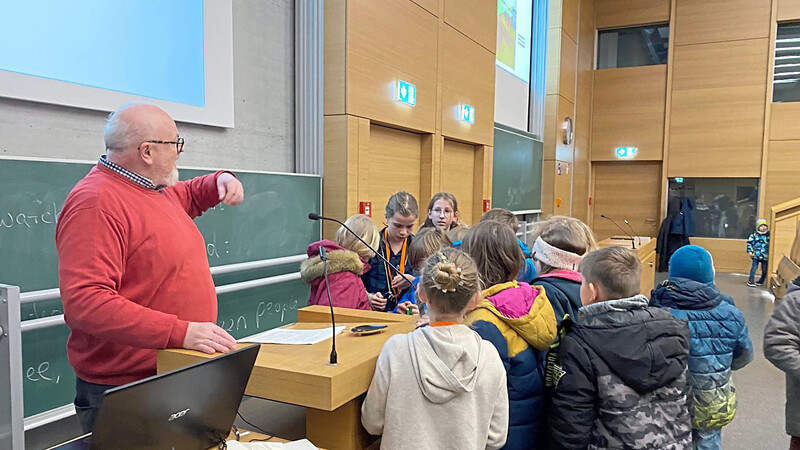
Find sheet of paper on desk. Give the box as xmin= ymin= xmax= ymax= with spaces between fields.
xmin=239 ymin=326 xmax=346 ymax=345
xmin=225 ymin=438 xmax=318 ymax=449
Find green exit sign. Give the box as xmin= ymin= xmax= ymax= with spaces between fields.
xmin=460 ymin=104 xmax=475 ymax=124
xmin=396 ymin=80 xmax=416 ymax=106
xmin=616 ymin=147 xmax=637 ymax=158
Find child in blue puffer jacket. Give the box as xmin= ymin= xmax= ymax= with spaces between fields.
xmin=650 ymin=245 xmax=754 ymax=450
xmin=747 ymin=219 xmax=770 ymax=287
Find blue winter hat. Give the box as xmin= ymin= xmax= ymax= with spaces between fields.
xmin=669 ymin=245 xmax=715 ymax=284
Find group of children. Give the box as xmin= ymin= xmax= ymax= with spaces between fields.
xmin=301 ymin=190 xmax=755 ymax=449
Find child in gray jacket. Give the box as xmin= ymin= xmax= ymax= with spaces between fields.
xmin=764 ymin=276 xmax=800 ymax=450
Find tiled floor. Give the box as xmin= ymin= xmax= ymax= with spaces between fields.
xmin=25 ymin=272 xmax=792 ymax=449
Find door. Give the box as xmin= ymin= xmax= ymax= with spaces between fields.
xmin=592 ymin=162 xmax=661 ymax=241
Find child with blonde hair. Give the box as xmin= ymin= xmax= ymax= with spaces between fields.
xmin=362 ymin=248 xmax=509 ymax=449
xmin=363 ymin=191 xmax=418 ymax=312
xmin=463 ymin=220 xmax=557 ymax=449
xmin=301 ymin=214 xmax=379 ymax=310
xmin=531 ymin=216 xmax=597 ymax=325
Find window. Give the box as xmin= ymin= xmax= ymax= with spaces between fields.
xmin=668 ymin=178 xmax=759 ymax=239
xmin=774 ymin=22 xmax=800 ymax=103
xmin=597 ymin=24 xmax=669 ymax=70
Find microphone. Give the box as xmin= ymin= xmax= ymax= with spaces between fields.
xmin=319 ymin=245 xmax=337 ymax=365
xmin=623 ymin=219 xmax=642 ymax=248
xmin=308 ymin=213 xmax=414 ymax=285
xmin=600 ymin=215 xmax=636 ymax=249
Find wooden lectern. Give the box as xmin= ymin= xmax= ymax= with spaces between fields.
xmin=597 ymin=236 xmax=657 ymax=295
xmin=158 ymin=306 xmax=417 ymax=450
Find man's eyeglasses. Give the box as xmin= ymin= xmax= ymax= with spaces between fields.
xmin=145 ymin=137 xmax=185 ymax=155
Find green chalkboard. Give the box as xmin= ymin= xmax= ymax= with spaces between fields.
xmin=491 ymin=126 xmax=543 ymax=212
xmin=0 ymin=157 xmax=320 ymax=418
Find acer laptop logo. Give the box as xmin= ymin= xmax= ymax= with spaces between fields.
xmin=168 ymin=408 xmax=190 ymax=422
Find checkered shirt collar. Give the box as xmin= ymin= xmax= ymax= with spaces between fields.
xmin=99 ymin=154 xmax=160 ymax=190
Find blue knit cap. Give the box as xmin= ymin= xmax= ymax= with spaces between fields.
xmin=669 ymin=245 xmax=715 ymax=284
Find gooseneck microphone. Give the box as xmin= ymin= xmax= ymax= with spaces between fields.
xmin=319 ymin=245 xmax=337 ymax=365
xmin=623 ymin=219 xmax=642 ymax=248
xmin=600 ymin=215 xmax=636 ymax=249
xmin=308 ymin=213 xmax=414 ymax=285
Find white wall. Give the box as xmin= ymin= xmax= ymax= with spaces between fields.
xmin=0 ymin=0 xmax=295 ymax=173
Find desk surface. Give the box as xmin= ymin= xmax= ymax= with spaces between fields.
xmin=598 ymin=236 xmax=656 ymax=257
xmin=158 ymin=306 xmax=417 ymax=411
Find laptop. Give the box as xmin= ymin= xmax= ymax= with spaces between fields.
xmin=51 ymin=344 xmax=260 ymax=450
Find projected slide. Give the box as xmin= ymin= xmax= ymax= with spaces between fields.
xmin=0 ymin=0 xmax=234 ymax=127
xmin=0 ymin=0 xmax=204 ymax=106
xmin=496 ymin=0 xmax=532 ymax=83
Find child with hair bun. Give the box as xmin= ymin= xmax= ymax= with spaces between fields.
xmin=362 ymin=248 xmax=509 ymax=449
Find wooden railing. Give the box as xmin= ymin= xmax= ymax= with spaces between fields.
xmin=769 ymin=196 xmax=800 ymax=282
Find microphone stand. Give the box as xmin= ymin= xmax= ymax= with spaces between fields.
xmin=601 ymin=215 xmax=636 ymax=249
xmin=623 ymin=219 xmax=642 ymax=249
xmin=319 ymin=245 xmax=337 ymax=365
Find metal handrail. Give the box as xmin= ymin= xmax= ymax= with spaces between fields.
xmin=19 ymin=254 xmax=305 ymax=304
xmin=20 ymin=268 xmax=304 ymax=333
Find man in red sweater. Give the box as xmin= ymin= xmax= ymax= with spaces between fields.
xmin=56 ymin=103 xmax=243 ymax=432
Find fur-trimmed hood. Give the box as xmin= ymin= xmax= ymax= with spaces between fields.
xmin=301 ymin=240 xmax=368 ymax=283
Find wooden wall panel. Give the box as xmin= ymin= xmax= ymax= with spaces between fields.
xmin=347 ymin=0 xmax=439 ymax=133
xmin=592 ymin=162 xmax=662 ymax=240
xmin=411 ymin=0 xmax=439 ymax=16
xmin=559 ymin=30 xmax=578 ymax=105
xmin=574 ymin=0 xmax=595 ymax=222
xmin=443 ymin=0 xmax=496 ymax=52
xmin=770 ymin=103 xmax=800 ymax=141
xmin=367 ymin=125 xmax=423 ymax=216
xmin=441 ymin=25 xmax=495 ymax=145
xmin=324 ymin=0 xmax=346 ymax=115
xmin=473 ymin=145 xmax=493 ymax=224
xmin=546 ymin=28 xmax=563 ymax=96
xmin=765 ymin=140 xmax=800 ymax=211
xmin=544 ymin=95 xmax=576 ymax=163
xmin=550 ymin=0 xmax=579 ymax=43
xmin=441 ymin=139 xmax=477 ymax=225
xmin=591 ymin=65 xmax=666 ymax=161
xmin=596 ymin=0 xmax=670 ymax=29
xmin=553 ymin=161 xmax=573 ymax=216
xmin=689 ymin=238 xmax=752 ymax=273
xmin=674 ymin=0 xmax=771 ymax=45
xmin=778 ymin=0 xmax=800 ymax=21
xmin=323 ymin=115 xmax=359 ymax=238
xmin=668 ymin=39 xmax=768 ymax=177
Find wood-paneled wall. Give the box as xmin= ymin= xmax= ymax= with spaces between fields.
xmin=573 ymin=0 xmax=595 ymax=222
xmin=668 ymin=38 xmax=769 ymax=177
xmin=322 ymin=0 xmax=495 ymax=236
xmin=778 ymin=0 xmax=800 ymax=20
xmin=596 ymin=0 xmax=669 ymax=29
xmin=591 ymin=66 xmax=666 ymax=161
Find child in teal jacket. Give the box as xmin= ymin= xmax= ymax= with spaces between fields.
xmin=747 ymin=219 xmax=770 ymax=287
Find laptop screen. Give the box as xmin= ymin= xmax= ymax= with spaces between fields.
xmin=52 ymin=345 xmax=259 ymax=450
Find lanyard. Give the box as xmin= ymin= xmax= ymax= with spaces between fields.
xmin=383 ymin=228 xmax=407 ymax=297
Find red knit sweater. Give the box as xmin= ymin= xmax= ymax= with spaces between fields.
xmin=56 ymin=164 xmax=225 ymax=385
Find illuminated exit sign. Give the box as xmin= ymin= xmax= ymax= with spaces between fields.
xmin=460 ymin=104 xmax=475 ymax=124
xmin=616 ymin=147 xmax=637 ymax=158
xmin=396 ymin=80 xmax=416 ymax=106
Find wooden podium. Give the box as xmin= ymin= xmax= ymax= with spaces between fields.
xmin=597 ymin=237 xmax=657 ymax=295
xmin=158 ymin=306 xmax=417 ymax=450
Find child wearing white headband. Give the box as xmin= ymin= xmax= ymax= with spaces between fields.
xmin=530 ymin=216 xmax=597 ymax=325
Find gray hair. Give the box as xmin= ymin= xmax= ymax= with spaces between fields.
xmin=103 ymin=102 xmax=153 ymax=152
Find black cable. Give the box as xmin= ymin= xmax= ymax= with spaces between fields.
xmin=236 ymin=411 xmax=276 ymax=440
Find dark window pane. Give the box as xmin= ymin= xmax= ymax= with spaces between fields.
xmin=774 ymin=22 xmax=800 ymax=103
xmin=597 ymin=24 xmax=669 ymax=70
xmin=668 ymin=178 xmax=759 ymax=239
